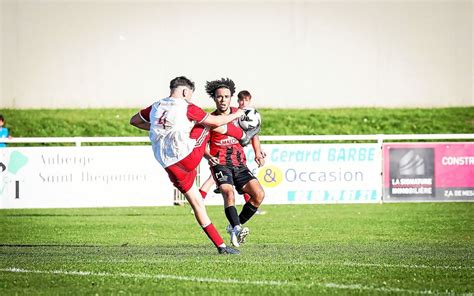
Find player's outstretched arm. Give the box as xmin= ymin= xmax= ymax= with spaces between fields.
xmin=130 ymin=113 xmax=151 ymax=131
xmin=252 ymin=135 xmax=266 ymax=167
xmin=201 ymin=109 xmax=244 ymax=128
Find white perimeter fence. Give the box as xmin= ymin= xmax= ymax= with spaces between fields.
xmin=1 ymin=134 xmax=473 ymax=209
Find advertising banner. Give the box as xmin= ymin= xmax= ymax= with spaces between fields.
xmin=0 ymin=146 xmax=174 ymax=208
xmin=383 ymin=143 xmax=474 ymax=201
xmin=200 ymin=143 xmax=382 ymax=205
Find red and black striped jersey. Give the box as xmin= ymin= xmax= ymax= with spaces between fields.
xmin=209 ymin=107 xmax=246 ymax=167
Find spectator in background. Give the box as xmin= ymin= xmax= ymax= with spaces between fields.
xmin=0 ymin=115 xmax=12 ymax=148
xmin=237 ymin=91 xmax=266 ymax=167
xmin=237 ymin=90 xmax=267 ymax=215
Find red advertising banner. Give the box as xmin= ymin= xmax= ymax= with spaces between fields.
xmin=383 ymin=143 xmax=474 ymax=201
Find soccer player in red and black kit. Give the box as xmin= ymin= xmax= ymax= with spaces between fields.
xmin=130 ymin=76 xmax=254 ymax=255
xmin=204 ymin=78 xmax=265 ymax=247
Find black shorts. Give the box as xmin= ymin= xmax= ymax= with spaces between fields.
xmin=210 ymin=164 xmax=256 ymax=195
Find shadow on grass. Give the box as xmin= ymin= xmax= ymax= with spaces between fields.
xmin=0 ymin=244 xmax=221 ymax=257
xmin=1 ymin=213 xmax=186 ymax=217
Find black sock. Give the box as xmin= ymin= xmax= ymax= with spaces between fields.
xmin=225 ymin=206 xmax=240 ymax=227
xmin=239 ymin=202 xmax=258 ymax=225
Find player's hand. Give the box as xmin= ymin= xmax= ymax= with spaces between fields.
xmin=208 ymin=156 xmax=219 ymax=166
xmin=255 ymin=150 xmax=266 ymax=167
xmin=255 ymin=156 xmax=265 ymax=167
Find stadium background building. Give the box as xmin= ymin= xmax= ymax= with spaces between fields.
xmin=1 ymin=0 xmax=473 ymax=109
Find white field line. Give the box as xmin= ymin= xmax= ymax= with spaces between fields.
xmin=91 ymin=258 xmax=473 ymax=271
xmin=340 ymin=262 xmax=474 ymax=271
xmin=1 ymin=267 xmax=290 ymax=287
xmin=1 ymin=267 xmax=471 ymax=295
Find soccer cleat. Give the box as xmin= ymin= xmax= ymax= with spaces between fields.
xmin=230 ymin=225 xmax=241 ymax=247
xmin=213 ymin=187 xmax=221 ymax=194
xmin=238 ymin=226 xmax=250 ymax=244
xmin=228 ymin=225 xmax=250 ymax=247
xmin=217 ymin=246 xmax=240 ymax=255
xmin=239 ymin=125 xmax=261 ymax=147
xmin=226 ymin=224 xmax=233 ymax=234
xmin=256 ymin=209 xmax=267 ymax=215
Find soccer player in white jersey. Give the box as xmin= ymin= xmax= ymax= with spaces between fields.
xmin=130 ymin=76 xmax=253 ymax=255
xmin=236 ymin=90 xmax=267 ymax=215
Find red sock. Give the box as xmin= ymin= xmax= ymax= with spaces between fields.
xmin=199 ymin=189 xmax=207 ymax=199
xmin=244 ymin=193 xmax=251 ymax=203
xmin=202 ymin=223 xmax=224 ymax=248
xmin=226 ymin=123 xmax=244 ymax=139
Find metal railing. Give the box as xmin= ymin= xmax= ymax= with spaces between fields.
xmin=1 ymin=133 xmax=474 ymax=146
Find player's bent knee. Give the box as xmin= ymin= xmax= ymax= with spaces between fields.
xmin=251 ymin=190 xmax=265 ymax=207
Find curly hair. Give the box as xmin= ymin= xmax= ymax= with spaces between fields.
xmin=205 ymin=78 xmax=236 ymax=98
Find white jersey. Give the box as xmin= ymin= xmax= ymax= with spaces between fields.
xmin=140 ymin=97 xmax=208 ymax=168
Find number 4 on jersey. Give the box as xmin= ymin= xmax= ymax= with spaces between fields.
xmin=158 ymin=111 xmax=168 ymax=128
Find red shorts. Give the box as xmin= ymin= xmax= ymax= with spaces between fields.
xmin=164 ymin=125 xmax=209 ymax=193
xmin=165 ymin=163 xmax=197 ymax=194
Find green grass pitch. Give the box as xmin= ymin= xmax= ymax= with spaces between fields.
xmin=0 ymin=203 xmax=472 ymax=295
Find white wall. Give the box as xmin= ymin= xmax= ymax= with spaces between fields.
xmin=1 ymin=0 xmax=472 ymax=109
